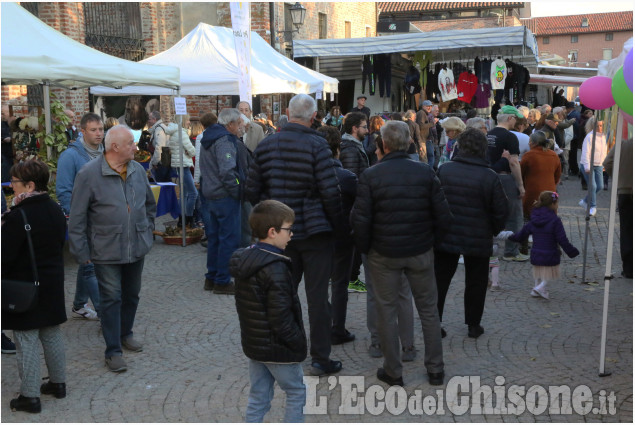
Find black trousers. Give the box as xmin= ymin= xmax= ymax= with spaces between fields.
xmin=618 ymin=194 xmax=633 ymax=277
xmin=434 ymin=250 xmax=489 ymax=326
xmin=331 ymin=237 xmax=355 ymax=335
xmin=285 ymin=232 xmax=335 ymax=364
xmin=569 ymin=145 xmax=579 ymax=175
xmin=349 ymin=248 xmax=363 ymax=282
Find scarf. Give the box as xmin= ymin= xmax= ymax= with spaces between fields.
xmin=82 ymin=141 xmax=103 ymax=160
xmin=11 ymin=190 xmax=47 ymax=208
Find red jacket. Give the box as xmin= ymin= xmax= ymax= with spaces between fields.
xmin=457 ymin=71 xmax=478 ymax=103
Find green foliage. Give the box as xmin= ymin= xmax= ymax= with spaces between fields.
xmin=35 ymin=92 xmax=70 ymax=172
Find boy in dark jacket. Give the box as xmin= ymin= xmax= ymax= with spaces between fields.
xmin=229 ymin=200 xmax=307 ymax=422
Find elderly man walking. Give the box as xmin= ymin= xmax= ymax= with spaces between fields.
xmin=351 ymin=120 xmax=451 ymax=387
xmin=247 ymin=94 xmax=344 ymax=376
xmin=236 ymin=101 xmax=265 ymax=153
xmin=199 ymin=108 xmax=251 ymax=295
xmin=69 ymin=125 xmax=156 ymax=373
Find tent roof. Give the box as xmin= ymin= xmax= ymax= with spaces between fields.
xmin=293 ymin=25 xmax=539 ymax=66
xmin=0 ymin=3 xmax=180 ymax=90
xmin=529 ymin=74 xmax=587 ymax=86
xmin=91 ymin=23 xmax=338 ymax=96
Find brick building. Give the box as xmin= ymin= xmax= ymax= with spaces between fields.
xmin=2 ymin=2 xmax=377 ymax=124
xmin=523 ymin=11 xmax=633 ymax=67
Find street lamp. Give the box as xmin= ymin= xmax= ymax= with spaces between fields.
xmin=279 ymin=2 xmax=306 ymax=43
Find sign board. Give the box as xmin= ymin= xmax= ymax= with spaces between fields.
xmin=174 ymin=97 xmax=187 ymax=115
xmin=230 ymin=2 xmax=252 ymax=107
xmin=376 ymin=21 xmax=410 ymax=33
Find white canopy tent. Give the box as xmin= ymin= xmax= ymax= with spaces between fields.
xmin=91 ymin=23 xmax=338 ymax=96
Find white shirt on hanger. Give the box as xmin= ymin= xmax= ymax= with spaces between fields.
xmin=438 ymin=68 xmax=458 ymax=102
xmin=490 ymin=58 xmax=507 ymax=90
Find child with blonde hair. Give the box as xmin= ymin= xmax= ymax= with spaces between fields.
xmin=508 ymin=191 xmax=579 ymax=299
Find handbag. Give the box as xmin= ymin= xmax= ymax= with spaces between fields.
xmin=2 ymin=208 xmax=39 ymax=313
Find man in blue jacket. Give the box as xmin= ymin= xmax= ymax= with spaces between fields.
xmin=56 ymin=113 xmax=104 ymax=321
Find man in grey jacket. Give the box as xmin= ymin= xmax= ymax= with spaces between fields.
xmin=69 ymin=125 xmax=156 ymax=373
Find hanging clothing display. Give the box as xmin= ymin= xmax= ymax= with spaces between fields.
xmin=473 ymin=83 xmax=491 ymax=109
xmin=438 ymin=67 xmax=457 ymax=102
xmin=375 ymin=53 xmax=392 ymax=98
xmin=413 ymin=51 xmax=431 ymax=88
xmin=361 ymin=55 xmax=375 ymax=95
xmin=404 ymin=65 xmax=421 ymax=95
xmin=490 ymin=57 xmax=507 ymax=90
xmin=457 ymin=71 xmax=478 ymax=103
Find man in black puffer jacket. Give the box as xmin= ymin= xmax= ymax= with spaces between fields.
xmin=246 ymin=94 xmax=343 ymax=377
xmin=435 ymin=128 xmax=509 ymax=340
xmin=351 ymin=120 xmax=451 ymax=388
xmin=340 ymin=112 xmax=370 ymax=177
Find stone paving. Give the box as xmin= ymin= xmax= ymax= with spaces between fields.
xmin=1 ymin=177 xmax=632 ymax=422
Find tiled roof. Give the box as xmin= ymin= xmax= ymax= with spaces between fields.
xmin=378 ymin=2 xmax=524 ymax=14
xmin=524 ymin=11 xmax=633 ymax=35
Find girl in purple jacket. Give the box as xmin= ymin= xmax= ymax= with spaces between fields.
xmin=508 ymin=191 xmax=580 ymax=299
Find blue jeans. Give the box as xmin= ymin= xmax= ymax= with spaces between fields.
xmin=197 ymin=189 xmax=212 ymax=235
xmin=246 ymin=359 xmax=305 ymax=423
xmin=426 ymin=140 xmax=435 ymax=167
xmin=94 ymin=259 xmax=144 ymax=358
xmin=581 ymin=164 xmax=603 ymax=208
xmin=206 ymin=197 xmax=241 ymax=284
xmin=73 ymin=262 xmax=100 ymax=313
xmin=172 ymin=167 xmax=197 ymax=217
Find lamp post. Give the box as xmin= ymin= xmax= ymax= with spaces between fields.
xmin=278 ymin=2 xmax=306 ymax=54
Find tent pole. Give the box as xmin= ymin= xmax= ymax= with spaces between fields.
xmin=598 ymin=113 xmax=623 ymax=377
xmin=43 ymin=83 xmax=52 ymax=159
xmin=176 ymin=91 xmax=186 ymax=247
xmin=581 ymin=110 xmax=599 ymax=284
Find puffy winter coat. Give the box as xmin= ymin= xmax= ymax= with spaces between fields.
xmin=509 ymin=206 xmax=579 ymax=266
xmin=340 ymin=133 xmax=369 ymax=177
xmin=351 ymin=151 xmax=452 ymax=258
xmin=165 ymin=123 xmax=196 ymax=168
xmin=246 ymin=122 xmax=343 ymax=240
xmin=230 ymin=246 xmax=307 ymax=363
xmin=2 ymin=194 xmax=67 ymax=330
xmin=435 ymin=155 xmax=509 ymax=256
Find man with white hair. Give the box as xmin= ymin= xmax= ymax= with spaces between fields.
xmin=199 ymin=108 xmax=251 ymax=295
xmin=63 ymin=109 xmax=79 ymax=143
xmin=69 ymin=125 xmax=156 ymax=373
xmin=247 ymin=94 xmax=344 ymax=377
xmin=487 ymin=105 xmax=528 ymax=262
xmin=351 ymin=120 xmax=451 ymax=387
xmin=236 ymin=101 xmax=265 ymax=152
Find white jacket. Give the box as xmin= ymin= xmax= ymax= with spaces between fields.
xmin=165 ymin=123 xmax=196 ymax=168
xmin=580 ymin=131 xmax=608 ymax=172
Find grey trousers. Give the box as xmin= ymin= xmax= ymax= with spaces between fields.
xmin=13 ymin=326 xmax=66 ymax=397
xmin=499 ymin=174 xmax=523 ymax=257
xmin=367 ymin=249 xmax=443 ymax=379
xmin=241 ymin=201 xmax=253 ymax=248
xmin=362 ymin=254 xmax=414 ymax=348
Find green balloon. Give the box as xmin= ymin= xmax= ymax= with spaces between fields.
xmin=611 ymin=67 xmax=633 ymax=116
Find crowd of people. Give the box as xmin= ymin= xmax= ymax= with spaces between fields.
xmin=1 ymin=90 xmax=631 ymax=421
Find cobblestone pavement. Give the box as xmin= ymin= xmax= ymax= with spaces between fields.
xmin=2 ymin=177 xmax=632 ymax=422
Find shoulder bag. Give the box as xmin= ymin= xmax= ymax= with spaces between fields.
xmin=2 ymin=208 xmax=39 ymax=313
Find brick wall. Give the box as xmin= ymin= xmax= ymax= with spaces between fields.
xmin=413 ymin=16 xmax=521 ymax=31
xmin=536 ymin=30 xmax=632 ymax=67
xmin=141 ymin=2 xmax=181 ymax=56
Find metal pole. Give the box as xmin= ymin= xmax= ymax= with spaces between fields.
xmin=581 ymin=110 xmax=599 ymax=284
xmin=176 ymin=91 xmax=186 ymax=247
xmin=42 ymin=83 xmax=52 ymax=159
xmin=598 ymin=113 xmax=623 ymax=377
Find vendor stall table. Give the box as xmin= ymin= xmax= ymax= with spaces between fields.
xmin=151 ymin=182 xmax=180 ymax=218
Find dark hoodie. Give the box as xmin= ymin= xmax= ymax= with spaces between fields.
xmin=229 ymin=245 xmax=307 ymax=363
xmin=509 ymin=206 xmax=579 ymax=266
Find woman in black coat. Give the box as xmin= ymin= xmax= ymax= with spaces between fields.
xmin=2 ymin=160 xmax=67 ymax=413
xmin=434 ymin=128 xmax=509 ymax=339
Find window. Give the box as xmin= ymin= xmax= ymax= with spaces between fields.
xmin=606 ymin=32 xmax=614 ymax=41
xmin=571 ymin=35 xmax=578 ymax=43
xmin=603 ymin=49 xmax=613 ymax=60
xmin=345 ymin=21 xmax=351 ymax=38
xmin=366 ymin=26 xmax=371 ymax=37
xmin=318 ymin=13 xmax=327 ymax=39
xmin=581 ymin=18 xmax=589 ymax=27
xmin=569 ymin=50 xmax=578 ymax=63
xmin=543 ymin=36 xmax=550 ymax=44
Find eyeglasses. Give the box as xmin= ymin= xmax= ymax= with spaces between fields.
xmin=358 ymin=125 xmax=368 ymax=129
xmin=9 ymin=178 xmax=24 ymax=184
xmin=279 ymin=227 xmax=293 ymax=234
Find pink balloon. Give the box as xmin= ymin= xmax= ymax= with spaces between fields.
xmin=622 ymin=110 xmax=633 ymax=125
xmin=579 ymin=76 xmax=616 ymax=110
xmin=624 ymin=48 xmax=633 ymax=92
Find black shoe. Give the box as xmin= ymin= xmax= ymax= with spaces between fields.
xmin=428 ymin=371 xmax=445 ymax=386
xmin=468 ymin=325 xmax=484 ymax=338
xmin=201 ymin=239 xmax=208 ymax=247
xmin=204 ymin=278 xmax=215 ymax=291
xmin=622 ymin=270 xmax=633 ymax=279
xmin=2 ymin=332 xmax=16 ymax=354
xmin=582 ymin=185 xmax=588 ymax=191
xmin=441 ymin=327 xmax=447 ymax=339
xmin=331 ymin=330 xmax=355 ymax=345
xmin=10 ymin=395 xmax=41 ymax=413
xmin=40 ymin=382 xmax=66 ymax=399
xmin=213 ymin=281 xmax=235 ymax=295
xmin=377 ymin=368 xmax=404 ymax=387
xmin=309 ymin=359 xmax=342 ymax=376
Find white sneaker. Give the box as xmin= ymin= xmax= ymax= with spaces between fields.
xmin=579 ymin=199 xmax=587 ymax=209
xmin=72 ymin=305 xmax=99 ymax=320
xmin=589 ymin=207 xmax=597 ymax=216
xmin=530 ymin=288 xmax=541 ymax=297
xmin=534 ymin=286 xmax=549 ymax=300
xmin=458 ymin=255 xmax=464 ymax=264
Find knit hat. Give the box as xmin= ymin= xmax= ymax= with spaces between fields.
xmin=499 ymin=105 xmax=524 ymax=118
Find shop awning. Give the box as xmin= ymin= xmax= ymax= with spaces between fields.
xmin=529 ymin=74 xmax=587 ymax=86
xmin=294 ymin=26 xmax=539 ymax=66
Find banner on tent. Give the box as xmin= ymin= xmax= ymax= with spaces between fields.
xmin=230 ymin=2 xmax=252 ymax=106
